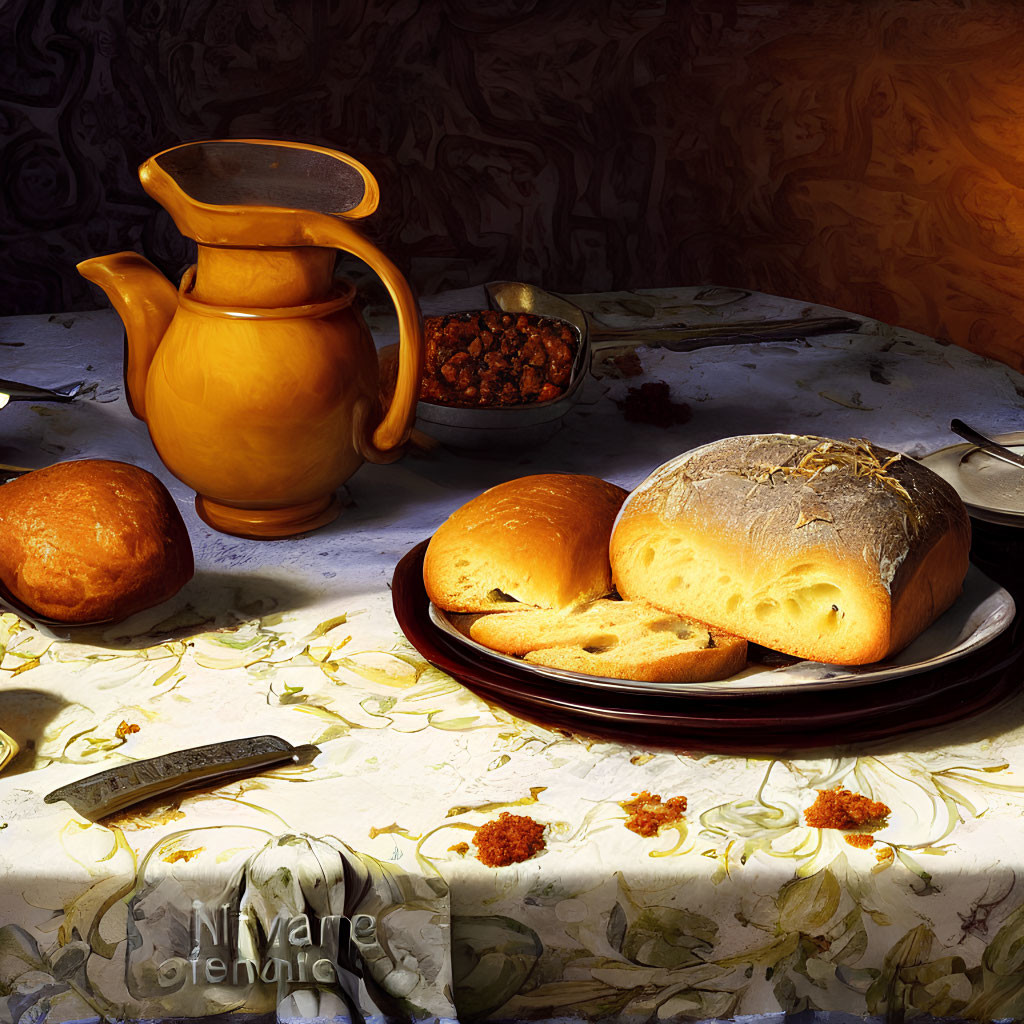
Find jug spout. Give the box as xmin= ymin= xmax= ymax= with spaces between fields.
xmin=77 ymin=252 xmax=178 ymax=422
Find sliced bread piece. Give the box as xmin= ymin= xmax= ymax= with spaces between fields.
xmin=464 ymin=598 xmax=747 ymax=683
xmin=523 ymin=635 xmax=744 ymax=683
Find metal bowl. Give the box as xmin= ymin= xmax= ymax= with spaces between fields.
xmin=411 ymin=283 xmax=591 ymax=451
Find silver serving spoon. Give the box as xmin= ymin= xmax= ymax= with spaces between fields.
xmin=485 ymin=280 xmax=863 ymax=352
xmin=950 ymin=418 xmax=1024 ymax=470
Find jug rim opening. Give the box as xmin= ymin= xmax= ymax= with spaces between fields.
xmin=141 ymin=139 xmax=382 ymax=227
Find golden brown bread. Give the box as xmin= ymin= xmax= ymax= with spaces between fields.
xmin=457 ymin=598 xmax=747 ymax=683
xmin=610 ymin=434 xmax=971 ymax=665
xmin=0 ymin=460 xmax=194 ymax=623
xmin=423 ymin=473 xmax=627 ymax=612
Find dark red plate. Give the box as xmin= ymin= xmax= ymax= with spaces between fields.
xmin=392 ymin=540 xmax=1024 ymax=753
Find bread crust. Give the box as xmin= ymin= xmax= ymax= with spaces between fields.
xmin=0 ymin=460 xmax=194 ymax=623
xmin=610 ymin=434 xmax=971 ymax=664
xmin=423 ymin=473 xmax=627 ymax=612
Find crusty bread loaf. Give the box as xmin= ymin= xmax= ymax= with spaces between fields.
xmin=0 ymin=460 xmax=194 ymax=623
xmin=423 ymin=474 xmax=627 ymax=612
xmin=610 ymin=434 xmax=971 ymax=665
xmin=456 ymin=598 xmax=747 ymax=683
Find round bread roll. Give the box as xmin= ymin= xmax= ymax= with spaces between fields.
xmin=0 ymin=459 xmax=194 ymax=623
xmin=610 ymin=434 xmax=971 ymax=665
xmin=423 ymin=473 xmax=627 ymax=612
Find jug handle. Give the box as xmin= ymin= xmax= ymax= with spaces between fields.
xmin=306 ymin=214 xmax=422 ymax=460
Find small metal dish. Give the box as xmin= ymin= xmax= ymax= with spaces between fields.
xmin=412 ymin=284 xmax=590 ymax=451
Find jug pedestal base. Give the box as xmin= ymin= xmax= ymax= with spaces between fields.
xmin=195 ymin=494 xmax=341 ymax=539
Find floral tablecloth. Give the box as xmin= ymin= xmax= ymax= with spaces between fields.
xmin=2 ymin=286 xmax=1024 ymax=1023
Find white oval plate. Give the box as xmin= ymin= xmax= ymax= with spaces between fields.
xmin=917 ymin=432 xmax=1024 ymax=525
xmin=429 ymin=564 xmax=1014 ymax=697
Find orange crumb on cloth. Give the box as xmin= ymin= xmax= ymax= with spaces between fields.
xmin=804 ymin=786 xmax=890 ymax=831
xmin=844 ymin=833 xmax=876 ymax=849
xmin=620 ymin=790 xmax=688 ymax=837
xmin=472 ymin=812 xmax=546 ymax=866
xmin=163 ymin=847 xmax=203 ymax=864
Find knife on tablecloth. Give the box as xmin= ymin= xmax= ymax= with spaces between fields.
xmin=0 ymin=378 xmax=84 ymax=404
xmin=44 ymin=735 xmax=320 ymax=819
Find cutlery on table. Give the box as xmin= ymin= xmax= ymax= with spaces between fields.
xmin=0 ymin=378 xmax=84 ymax=404
xmin=950 ymin=418 xmax=1024 ymax=471
xmin=485 ymin=280 xmax=865 ymax=355
xmin=44 ymin=735 xmax=320 ymax=819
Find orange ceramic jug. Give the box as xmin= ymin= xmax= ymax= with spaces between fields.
xmin=78 ymin=139 xmax=422 ymax=538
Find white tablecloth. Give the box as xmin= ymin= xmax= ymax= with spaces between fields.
xmin=1 ymin=286 xmax=1024 ymax=1023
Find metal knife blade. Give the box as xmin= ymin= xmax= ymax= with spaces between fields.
xmin=44 ymin=735 xmax=320 ymax=819
xmin=647 ymin=315 xmax=865 ymax=352
xmin=0 ymin=378 xmax=83 ymax=402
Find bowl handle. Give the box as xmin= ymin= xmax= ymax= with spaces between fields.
xmin=306 ymin=213 xmax=423 ymax=461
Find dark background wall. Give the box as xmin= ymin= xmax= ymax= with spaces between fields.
xmin=5 ymin=0 xmax=1024 ymax=370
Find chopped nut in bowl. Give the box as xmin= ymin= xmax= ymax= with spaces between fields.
xmin=378 ymin=287 xmax=589 ymax=451
xmin=420 ymin=310 xmax=577 ymax=408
